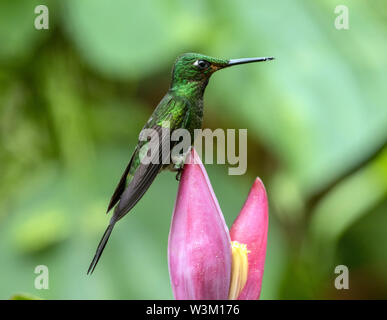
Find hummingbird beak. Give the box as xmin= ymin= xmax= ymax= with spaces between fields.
xmin=225 ymin=57 xmax=274 ymax=68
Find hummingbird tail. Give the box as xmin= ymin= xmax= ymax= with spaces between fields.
xmin=87 ymin=223 xmax=115 ymax=275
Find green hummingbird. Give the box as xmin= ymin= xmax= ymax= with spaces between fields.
xmin=88 ymin=53 xmax=274 ymax=274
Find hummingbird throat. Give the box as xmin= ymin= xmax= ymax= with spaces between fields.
xmin=171 ymin=79 xmax=208 ymax=99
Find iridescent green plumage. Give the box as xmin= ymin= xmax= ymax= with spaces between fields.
xmin=88 ymin=53 xmax=274 ymax=274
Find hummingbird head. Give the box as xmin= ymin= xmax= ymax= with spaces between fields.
xmin=170 ymin=53 xmax=274 ymax=92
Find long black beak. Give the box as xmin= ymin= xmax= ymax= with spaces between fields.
xmin=226 ymin=56 xmax=274 ymax=67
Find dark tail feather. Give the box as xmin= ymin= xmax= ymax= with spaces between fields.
xmin=87 ymin=223 xmax=115 ymax=275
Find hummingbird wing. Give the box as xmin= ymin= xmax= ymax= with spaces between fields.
xmin=88 ymin=95 xmax=190 ymax=274
xmin=111 ymin=122 xmax=172 ymax=221
xmin=106 ymin=146 xmax=139 ymax=213
xmin=106 ymin=94 xmax=190 ymax=213
xmin=106 ymin=148 xmax=136 ymax=213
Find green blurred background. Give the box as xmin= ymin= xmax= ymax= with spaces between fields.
xmin=0 ymin=0 xmax=386 ymax=299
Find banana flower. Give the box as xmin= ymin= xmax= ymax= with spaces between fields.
xmin=168 ymin=148 xmax=268 ymax=300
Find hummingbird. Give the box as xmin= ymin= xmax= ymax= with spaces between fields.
xmin=87 ymin=53 xmax=274 ymax=274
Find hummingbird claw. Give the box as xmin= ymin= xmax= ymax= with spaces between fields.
xmin=176 ymin=169 xmax=182 ymax=181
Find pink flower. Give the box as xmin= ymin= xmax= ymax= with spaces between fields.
xmin=168 ymin=148 xmax=269 ymax=300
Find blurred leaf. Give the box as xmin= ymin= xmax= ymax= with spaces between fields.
xmin=11 ymin=209 xmax=70 ymax=254
xmin=41 ymin=52 xmax=95 ymax=170
xmin=208 ymin=0 xmax=387 ymax=195
xmin=0 ymin=0 xmax=52 ymax=65
xmin=308 ymin=148 xmax=387 ymax=249
xmin=10 ymin=293 xmax=42 ymax=300
xmin=62 ymin=0 xmax=209 ymax=79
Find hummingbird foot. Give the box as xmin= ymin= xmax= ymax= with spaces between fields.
xmin=175 ymin=168 xmax=183 ymax=181
xmin=171 ymin=153 xmax=186 ymax=167
xmin=170 ymin=153 xmax=186 ymax=181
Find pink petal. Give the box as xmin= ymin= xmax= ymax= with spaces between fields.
xmin=168 ymin=148 xmax=231 ymax=300
xmin=230 ymin=178 xmax=269 ymax=300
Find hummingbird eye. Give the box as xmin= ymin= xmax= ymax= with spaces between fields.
xmin=194 ymin=59 xmax=210 ymax=70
